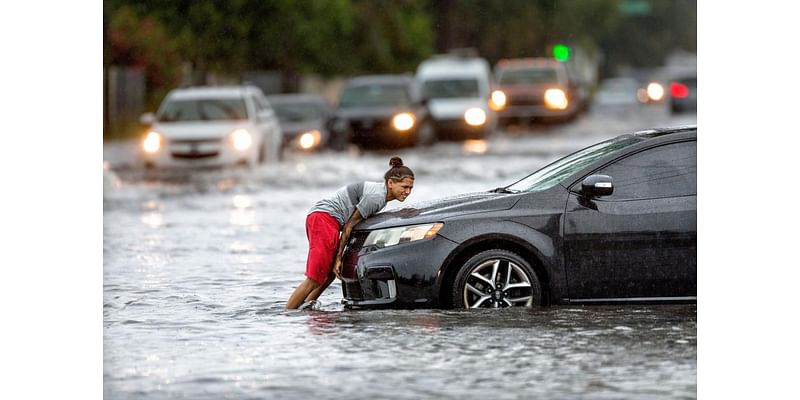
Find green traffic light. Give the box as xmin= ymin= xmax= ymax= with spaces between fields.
xmin=553 ymin=44 xmax=570 ymax=62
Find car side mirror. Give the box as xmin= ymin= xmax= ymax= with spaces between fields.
xmin=139 ymin=112 xmax=155 ymax=126
xmin=420 ymin=97 xmax=429 ymax=107
xmin=580 ymin=174 xmax=613 ymax=197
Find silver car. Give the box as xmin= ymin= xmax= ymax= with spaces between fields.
xmin=140 ymin=85 xmax=283 ymax=168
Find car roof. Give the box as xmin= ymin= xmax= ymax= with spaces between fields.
xmin=632 ymin=124 xmax=697 ymax=140
xmin=345 ymin=74 xmax=415 ymax=86
xmin=167 ymin=85 xmax=262 ymax=100
xmin=417 ymin=56 xmax=491 ymax=78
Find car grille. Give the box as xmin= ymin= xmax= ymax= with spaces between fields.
xmin=342 ymin=280 xmax=364 ymax=300
xmin=507 ymin=95 xmax=544 ymax=106
xmin=170 ymin=138 xmax=223 ymax=159
xmin=350 ymin=119 xmax=391 ymax=137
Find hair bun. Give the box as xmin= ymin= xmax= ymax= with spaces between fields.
xmin=389 ymin=156 xmax=403 ymax=168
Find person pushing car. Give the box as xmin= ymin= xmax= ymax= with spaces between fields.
xmin=286 ymin=156 xmax=415 ymax=309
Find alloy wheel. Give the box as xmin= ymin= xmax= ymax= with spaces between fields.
xmin=463 ymin=258 xmax=533 ymax=308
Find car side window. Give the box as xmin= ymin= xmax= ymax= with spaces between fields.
xmin=595 ymin=140 xmax=696 ymax=200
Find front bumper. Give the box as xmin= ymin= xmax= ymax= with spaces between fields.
xmin=432 ymin=118 xmax=490 ymax=140
xmin=341 ymin=232 xmax=458 ymax=309
xmin=142 ymin=137 xmax=256 ymax=168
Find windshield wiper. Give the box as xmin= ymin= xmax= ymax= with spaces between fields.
xmin=490 ymin=187 xmax=518 ymax=194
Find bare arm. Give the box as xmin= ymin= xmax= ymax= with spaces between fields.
xmin=333 ymin=209 xmax=364 ymax=279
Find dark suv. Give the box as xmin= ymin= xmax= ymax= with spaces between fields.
xmin=329 ymin=75 xmax=434 ymax=149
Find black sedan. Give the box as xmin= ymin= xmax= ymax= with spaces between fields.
xmin=329 ymin=75 xmax=435 ymax=149
xmin=341 ymin=125 xmax=697 ymax=309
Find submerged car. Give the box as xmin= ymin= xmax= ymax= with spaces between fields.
xmin=328 ymin=75 xmax=434 ymax=149
xmin=342 ymin=125 xmax=697 ymax=309
xmin=267 ymin=94 xmax=333 ymax=152
xmin=140 ymin=85 xmax=283 ymax=168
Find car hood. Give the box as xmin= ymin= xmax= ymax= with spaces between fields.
xmin=428 ymin=98 xmax=488 ymax=119
xmin=279 ymin=120 xmax=323 ymax=136
xmin=335 ymin=107 xmax=409 ymax=120
xmin=357 ymin=191 xmax=521 ymax=230
xmin=153 ymin=121 xmax=252 ymax=140
xmin=499 ymin=83 xmax=559 ymax=96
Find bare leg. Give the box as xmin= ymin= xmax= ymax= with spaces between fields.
xmin=304 ymin=273 xmax=336 ymax=303
xmin=286 ymin=278 xmax=321 ymax=309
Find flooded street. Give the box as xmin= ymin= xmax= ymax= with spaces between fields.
xmin=104 ymin=109 xmax=698 ymax=399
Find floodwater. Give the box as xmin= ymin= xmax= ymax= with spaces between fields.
xmin=104 ymin=110 xmax=697 ymax=399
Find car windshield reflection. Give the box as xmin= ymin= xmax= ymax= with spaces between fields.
xmin=506 ymin=137 xmax=637 ymax=193
xmin=157 ymin=99 xmax=248 ymax=122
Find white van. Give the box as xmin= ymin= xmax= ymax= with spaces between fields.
xmin=415 ymin=55 xmax=496 ymax=140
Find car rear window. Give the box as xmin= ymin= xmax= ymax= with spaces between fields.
xmin=497 ymin=68 xmax=559 ymax=84
xmin=423 ymin=79 xmax=480 ymax=99
xmin=339 ymin=84 xmax=411 ymax=108
xmin=157 ymin=98 xmax=249 ymax=122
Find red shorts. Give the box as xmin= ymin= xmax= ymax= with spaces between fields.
xmin=304 ymin=212 xmax=341 ymax=285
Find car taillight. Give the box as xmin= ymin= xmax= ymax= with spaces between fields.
xmin=670 ymin=82 xmax=689 ymax=98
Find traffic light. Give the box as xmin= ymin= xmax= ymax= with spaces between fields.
xmin=552 ymin=44 xmax=570 ymax=62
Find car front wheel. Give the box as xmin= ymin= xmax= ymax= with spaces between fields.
xmin=452 ymin=249 xmax=542 ymax=308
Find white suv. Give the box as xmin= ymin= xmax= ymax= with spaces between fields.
xmin=139 ymin=85 xmax=283 ymax=168
xmin=416 ymin=54 xmax=497 ymax=140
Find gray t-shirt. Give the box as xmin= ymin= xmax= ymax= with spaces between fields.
xmin=308 ymin=181 xmax=388 ymax=228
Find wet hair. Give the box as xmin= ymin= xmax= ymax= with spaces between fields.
xmin=384 ymin=156 xmax=414 ymax=182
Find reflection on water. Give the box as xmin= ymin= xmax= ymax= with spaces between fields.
xmin=105 ymin=116 xmax=697 ymax=399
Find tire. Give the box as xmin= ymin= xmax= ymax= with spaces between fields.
xmin=451 ymin=249 xmax=542 ymax=308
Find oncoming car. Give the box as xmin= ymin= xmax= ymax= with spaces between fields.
xmin=328 ymin=75 xmax=434 ymax=149
xmin=341 ymin=125 xmax=697 ymax=309
xmin=139 ymin=85 xmax=283 ymax=168
xmin=267 ymin=94 xmax=333 ymax=152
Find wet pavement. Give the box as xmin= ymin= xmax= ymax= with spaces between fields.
xmin=104 ymin=109 xmax=698 ymax=399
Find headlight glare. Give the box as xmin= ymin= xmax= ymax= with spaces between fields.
xmin=489 ymin=90 xmax=506 ymax=110
xmin=230 ymin=128 xmax=253 ymax=151
xmin=363 ymin=223 xmax=443 ymax=249
xmin=464 ymin=107 xmax=487 ymax=126
xmin=299 ymin=130 xmax=321 ymax=150
xmin=544 ymin=88 xmax=569 ymax=110
xmin=392 ymin=113 xmax=415 ymax=131
xmin=143 ymin=131 xmax=162 ymax=153
xmin=646 ymin=82 xmax=665 ymax=101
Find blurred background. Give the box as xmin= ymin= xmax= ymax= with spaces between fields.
xmin=102 ymin=2 xmax=698 ymax=398
xmin=103 ymin=0 xmax=696 ymax=142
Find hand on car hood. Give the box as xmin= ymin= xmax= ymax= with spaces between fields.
xmin=356 ymin=191 xmax=521 ymax=230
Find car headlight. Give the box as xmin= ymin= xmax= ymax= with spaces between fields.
xmin=299 ymin=130 xmax=321 ymax=150
xmin=544 ymin=88 xmax=569 ymax=110
xmin=392 ymin=113 xmax=415 ymax=131
xmin=363 ymin=223 xmax=443 ymax=249
xmin=646 ymin=82 xmax=665 ymax=102
xmin=143 ymin=131 xmax=162 ymax=153
xmin=489 ymin=90 xmax=506 ymax=111
xmin=229 ymin=128 xmax=252 ymax=151
xmin=464 ymin=107 xmax=487 ymax=126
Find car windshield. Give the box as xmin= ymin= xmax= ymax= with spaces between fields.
xmin=505 ymin=136 xmax=639 ymax=192
xmin=339 ymin=84 xmax=410 ymax=108
xmin=423 ymin=79 xmax=480 ymax=99
xmin=272 ymin=103 xmax=322 ymax=123
xmin=497 ymin=68 xmax=558 ymax=85
xmin=157 ymin=98 xmax=248 ymax=122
